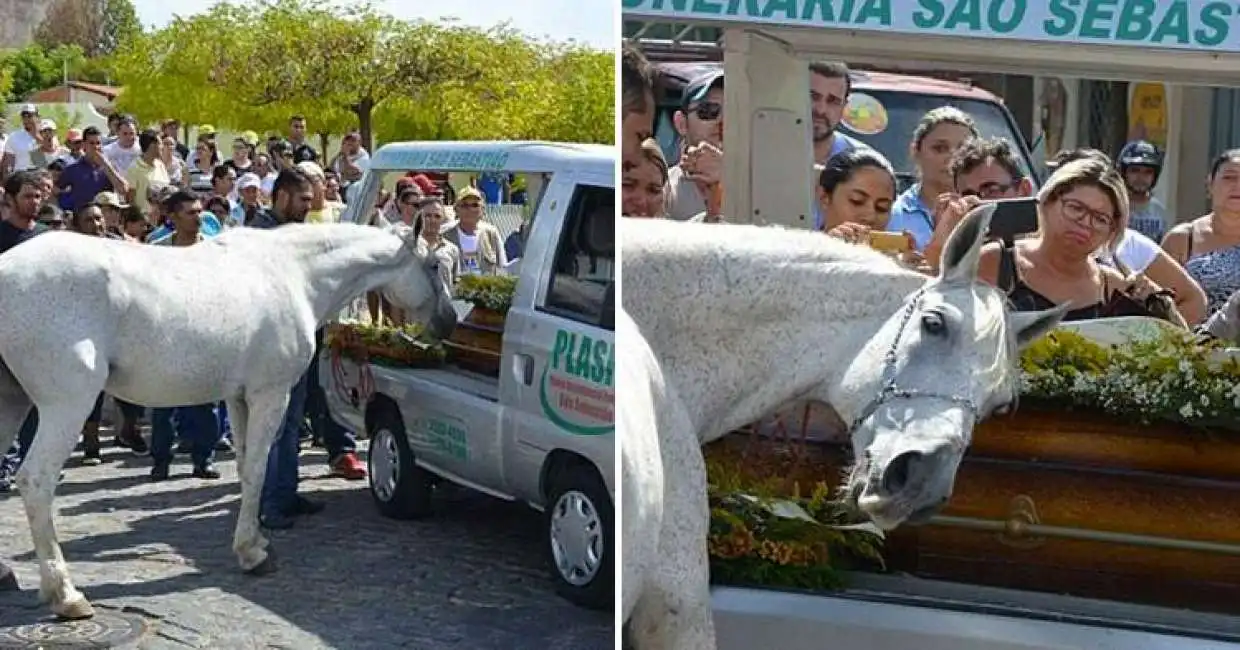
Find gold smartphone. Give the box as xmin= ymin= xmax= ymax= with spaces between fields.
xmin=866 ymin=231 xmax=912 ymax=253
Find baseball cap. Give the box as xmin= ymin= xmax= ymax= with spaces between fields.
xmin=65 ymin=128 xmax=83 ymax=142
xmin=455 ymin=186 xmax=485 ymax=205
xmin=237 ymin=173 xmax=262 ymax=191
xmin=94 ymin=191 xmax=129 ymax=209
xmin=19 ymin=103 xmax=37 ymax=116
xmin=409 ymin=173 xmax=437 ymax=195
xmin=198 ymin=124 xmax=216 ymax=136
xmin=39 ymin=119 xmax=56 ymax=132
xmin=682 ymin=70 xmax=724 ymax=110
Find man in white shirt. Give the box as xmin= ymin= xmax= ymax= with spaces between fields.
xmin=2 ymin=104 xmax=43 ymax=181
xmin=103 ymin=116 xmax=142 ymax=174
xmin=329 ymin=131 xmax=370 ymax=185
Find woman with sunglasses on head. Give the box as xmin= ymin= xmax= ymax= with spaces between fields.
xmin=974 ymin=158 xmax=1183 ymax=325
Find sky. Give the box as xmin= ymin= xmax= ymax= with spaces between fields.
xmin=130 ymin=0 xmax=616 ymax=50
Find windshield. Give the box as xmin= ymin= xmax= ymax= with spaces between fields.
xmin=840 ymin=92 xmax=1035 ymax=192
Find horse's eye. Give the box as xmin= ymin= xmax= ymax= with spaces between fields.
xmin=921 ymin=312 xmax=947 ymax=336
xmin=994 ymin=402 xmax=1012 ymax=416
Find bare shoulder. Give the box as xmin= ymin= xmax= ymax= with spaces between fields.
xmin=976 ymin=241 xmax=1004 ymax=287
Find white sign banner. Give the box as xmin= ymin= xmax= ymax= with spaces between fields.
xmin=623 ymin=0 xmax=1240 ymax=54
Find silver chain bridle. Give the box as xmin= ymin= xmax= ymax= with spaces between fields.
xmin=846 ymin=287 xmax=983 ymax=450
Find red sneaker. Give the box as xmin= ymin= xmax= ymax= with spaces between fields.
xmin=330 ymin=452 xmax=367 ymax=480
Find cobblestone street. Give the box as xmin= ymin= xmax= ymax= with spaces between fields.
xmin=0 ymin=428 xmax=613 ymax=649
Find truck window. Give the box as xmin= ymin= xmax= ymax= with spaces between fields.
xmin=540 ymin=184 xmax=615 ymax=331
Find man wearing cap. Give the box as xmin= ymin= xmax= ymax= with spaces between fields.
xmin=2 ymin=104 xmax=43 ymax=181
xmin=666 ymin=70 xmax=725 ymax=221
xmin=94 ymin=191 xmax=129 ymax=239
xmin=58 ymin=126 xmax=129 ymax=213
xmin=125 ymin=128 xmax=171 ymax=214
xmin=64 ymin=128 xmax=84 ymax=162
xmin=234 ymin=172 xmax=263 ymax=226
xmin=30 ymin=119 xmax=69 ymax=169
xmin=443 ymin=187 xmax=506 ymax=276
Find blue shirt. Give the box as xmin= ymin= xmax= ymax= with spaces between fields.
xmin=57 ymin=159 xmax=115 ymax=213
xmin=476 ymin=172 xmax=505 ymax=204
xmin=887 ymin=184 xmax=936 ymax=252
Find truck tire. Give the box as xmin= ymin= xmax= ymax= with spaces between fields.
xmin=544 ymin=462 xmax=613 ymax=611
xmin=366 ymin=407 xmax=434 ymax=520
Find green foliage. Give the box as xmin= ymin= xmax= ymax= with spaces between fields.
xmin=325 ymin=322 xmax=446 ymax=368
xmin=704 ymin=443 xmax=887 ymax=591
xmin=1020 ymin=328 xmax=1240 ymax=429
xmin=456 ymin=275 xmax=518 ymax=314
xmin=109 ymin=0 xmax=612 ymax=146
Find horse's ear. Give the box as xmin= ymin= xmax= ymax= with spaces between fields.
xmin=938 ymin=202 xmax=996 ymax=284
xmin=1010 ymin=303 xmax=1070 ymax=349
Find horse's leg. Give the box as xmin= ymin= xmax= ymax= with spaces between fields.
xmin=231 ymin=389 xmax=288 ymax=574
xmin=630 ymin=428 xmax=716 ymax=649
xmin=226 ymin=398 xmax=249 ymax=475
xmin=17 ymin=397 xmax=98 ymax=619
xmin=0 ymin=362 xmax=32 ymax=592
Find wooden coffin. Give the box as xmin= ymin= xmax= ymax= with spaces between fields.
xmin=705 ymin=408 xmax=1240 ymax=616
xmin=445 ymin=319 xmax=503 ymax=377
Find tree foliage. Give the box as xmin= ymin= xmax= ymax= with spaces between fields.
xmin=35 ymin=0 xmax=141 ymax=57
xmin=110 ymin=0 xmax=613 ymax=147
xmin=0 ymin=44 xmax=93 ymax=102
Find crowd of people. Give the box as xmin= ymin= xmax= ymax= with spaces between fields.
xmin=0 ymin=105 xmax=518 ymax=530
xmin=619 ymin=43 xmax=1240 ymax=340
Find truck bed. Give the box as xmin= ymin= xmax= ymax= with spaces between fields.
xmin=714 ymin=573 xmax=1240 ymax=649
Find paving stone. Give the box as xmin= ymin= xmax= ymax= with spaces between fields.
xmin=0 ymin=430 xmax=613 ymax=649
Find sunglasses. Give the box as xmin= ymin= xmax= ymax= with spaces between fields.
xmin=457 ymin=201 xmax=482 ymax=209
xmin=687 ymin=101 xmax=722 ymax=121
xmin=960 ymin=182 xmax=1016 ymax=199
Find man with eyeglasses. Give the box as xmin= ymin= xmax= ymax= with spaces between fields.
xmin=666 ymin=70 xmax=725 ymax=221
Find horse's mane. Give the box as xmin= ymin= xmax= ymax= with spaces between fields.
xmin=214 ymin=222 xmax=411 ymax=265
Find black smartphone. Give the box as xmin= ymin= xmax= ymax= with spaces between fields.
xmin=986 ymin=197 xmax=1039 ymax=242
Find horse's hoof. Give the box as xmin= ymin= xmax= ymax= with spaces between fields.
xmin=0 ymin=571 xmax=18 ymax=591
xmin=243 ymin=551 xmax=277 ymax=577
xmin=53 ymin=598 xmax=95 ymax=620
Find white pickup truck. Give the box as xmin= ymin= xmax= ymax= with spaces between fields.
xmin=322 ymin=141 xmax=615 ymax=610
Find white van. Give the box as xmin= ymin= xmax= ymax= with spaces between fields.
xmin=323 ymin=141 xmax=615 ymax=610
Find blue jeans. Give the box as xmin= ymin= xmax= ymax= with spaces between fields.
xmin=150 ymin=404 xmax=219 ymax=467
xmin=216 ymin=401 xmax=231 ymax=440
xmin=307 ymin=327 xmax=355 ymax=457
xmin=0 ymin=408 xmax=39 ymax=477
xmin=261 ymin=369 xmax=309 ymax=518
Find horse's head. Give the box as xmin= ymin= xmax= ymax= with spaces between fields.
xmin=834 ymin=203 xmax=1068 ymax=530
xmin=384 ymin=220 xmax=457 ymax=341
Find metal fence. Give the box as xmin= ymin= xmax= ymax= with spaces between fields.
xmin=1079 ymin=80 xmax=1129 ymax=158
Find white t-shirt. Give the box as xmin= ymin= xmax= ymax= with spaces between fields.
xmin=1108 ymin=228 xmax=1161 ymax=274
xmin=4 ymin=129 xmax=39 ymax=171
xmin=104 ymin=141 xmax=143 ymax=174
xmin=459 ymin=231 xmax=481 ymax=275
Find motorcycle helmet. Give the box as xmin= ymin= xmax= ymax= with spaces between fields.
xmin=1117 ymin=140 xmax=1163 ymax=189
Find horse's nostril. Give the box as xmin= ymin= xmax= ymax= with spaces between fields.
xmin=881 ymin=450 xmax=924 ymax=495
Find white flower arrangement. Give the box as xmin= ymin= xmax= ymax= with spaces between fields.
xmin=1019 ymin=329 xmax=1240 ymax=429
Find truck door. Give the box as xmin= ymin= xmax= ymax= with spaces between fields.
xmin=501 ymin=176 xmax=616 ymax=504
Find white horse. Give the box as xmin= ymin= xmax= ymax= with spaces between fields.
xmin=0 ymin=221 xmax=456 ymax=620
xmin=619 ymin=204 xmax=1069 ymax=649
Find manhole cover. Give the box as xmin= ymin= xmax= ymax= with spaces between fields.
xmin=0 ymin=610 xmax=148 ymax=648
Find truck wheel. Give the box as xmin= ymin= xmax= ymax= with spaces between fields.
xmin=544 ymin=463 xmax=613 ymax=611
xmin=367 ymin=408 xmax=434 ymax=520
